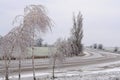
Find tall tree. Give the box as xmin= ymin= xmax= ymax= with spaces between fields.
xmin=13 ymin=13 xmax=34 ymax=80
xmin=1 ymin=28 xmax=18 ymax=80
xmin=22 ymin=5 xmax=52 ymax=80
xmin=11 ymin=26 xmax=32 ymax=80
xmin=71 ymin=12 xmax=83 ymax=56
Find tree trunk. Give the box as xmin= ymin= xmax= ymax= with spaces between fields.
xmin=32 ymin=47 xmax=36 ymax=80
xmin=5 ymin=67 xmax=9 ymax=80
xmin=18 ymin=56 xmax=21 ymax=80
xmin=31 ymin=32 xmax=36 ymax=80
xmin=52 ymin=57 xmax=56 ymax=80
xmin=5 ymin=57 xmax=9 ymax=80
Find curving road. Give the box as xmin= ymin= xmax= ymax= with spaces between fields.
xmin=0 ymin=48 xmax=120 ymax=74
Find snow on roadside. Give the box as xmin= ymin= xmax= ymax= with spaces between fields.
xmin=2 ymin=60 xmax=120 ymax=80
xmin=1 ymin=67 xmax=120 ymax=80
xmin=52 ymin=68 xmax=120 ymax=80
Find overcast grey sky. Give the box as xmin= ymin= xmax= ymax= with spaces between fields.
xmin=0 ymin=0 xmax=120 ymax=47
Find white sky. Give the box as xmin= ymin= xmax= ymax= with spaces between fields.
xmin=0 ymin=0 xmax=120 ymax=47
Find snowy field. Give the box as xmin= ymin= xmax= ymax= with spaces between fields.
xmin=104 ymin=47 xmax=120 ymax=53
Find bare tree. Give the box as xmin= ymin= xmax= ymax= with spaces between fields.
xmin=13 ymin=13 xmax=34 ymax=79
xmin=1 ymin=4 xmax=52 ymax=80
xmin=22 ymin=5 xmax=52 ymax=80
xmin=70 ymin=12 xmax=83 ymax=56
xmin=10 ymin=26 xmax=32 ymax=80
xmin=66 ymin=38 xmax=75 ymax=56
xmin=51 ymin=12 xmax=83 ymax=57
xmin=49 ymin=42 xmax=65 ymax=80
xmin=0 ymin=27 xmax=19 ymax=80
xmin=54 ymin=39 xmax=68 ymax=56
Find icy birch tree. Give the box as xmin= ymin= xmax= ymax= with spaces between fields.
xmin=10 ymin=26 xmax=32 ymax=80
xmin=22 ymin=5 xmax=52 ymax=80
xmin=49 ymin=39 xmax=65 ymax=80
xmin=0 ymin=4 xmax=52 ymax=80
xmin=0 ymin=27 xmax=19 ymax=80
xmin=12 ymin=4 xmax=52 ymax=80
xmin=13 ymin=13 xmax=35 ymax=80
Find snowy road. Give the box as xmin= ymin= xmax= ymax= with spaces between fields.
xmin=1 ymin=48 xmax=120 ymax=79
xmin=0 ymin=48 xmax=120 ymax=71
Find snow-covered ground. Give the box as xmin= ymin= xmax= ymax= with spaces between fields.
xmin=1 ymin=60 xmax=120 ymax=80
xmin=1 ymin=67 xmax=120 ymax=80
xmin=1 ymin=48 xmax=120 ymax=80
xmin=104 ymin=47 xmax=120 ymax=54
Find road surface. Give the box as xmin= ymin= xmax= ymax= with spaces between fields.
xmin=0 ymin=48 xmax=120 ymax=79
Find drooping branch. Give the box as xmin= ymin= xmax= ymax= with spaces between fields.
xmin=23 ymin=5 xmax=52 ymax=33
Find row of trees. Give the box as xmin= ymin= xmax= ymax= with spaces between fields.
xmin=49 ymin=12 xmax=84 ymax=80
xmin=0 ymin=5 xmax=84 ymax=80
xmin=0 ymin=5 xmax=52 ymax=80
xmin=92 ymin=44 xmax=119 ymax=52
xmin=92 ymin=44 xmax=103 ymax=50
xmin=35 ymin=38 xmax=49 ymax=47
